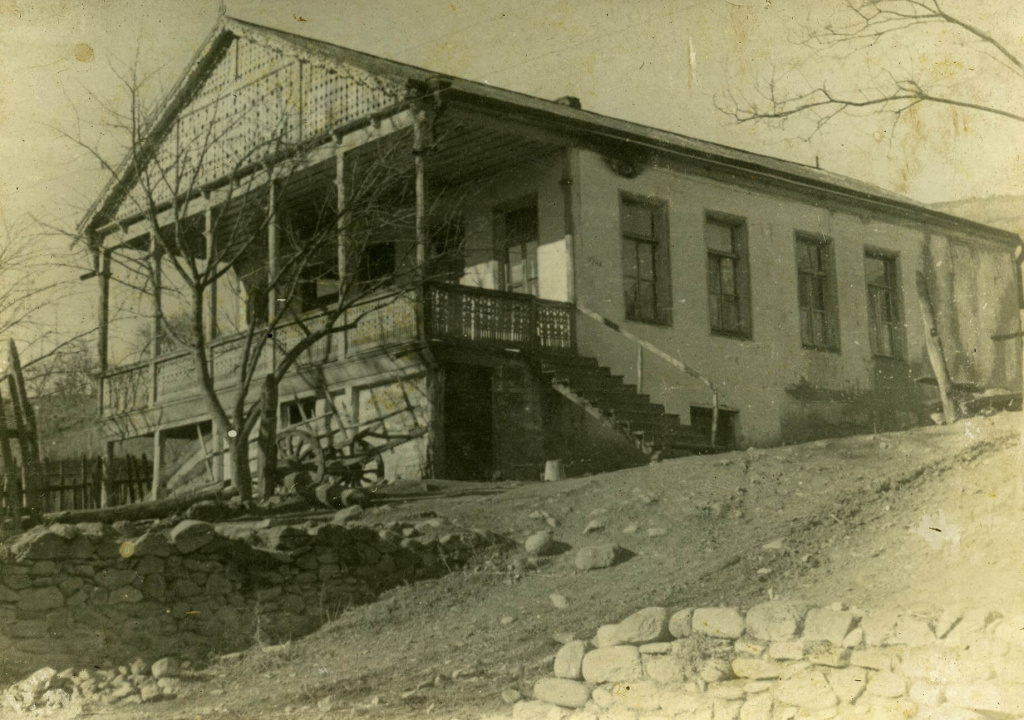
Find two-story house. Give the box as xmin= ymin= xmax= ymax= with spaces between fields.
xmin=79 ymin=17 xmax=1022 ymax=492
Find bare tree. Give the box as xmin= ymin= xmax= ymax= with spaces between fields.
xmin=719 ymin=1 xmax=1024 ymax=135
xmin=61 ymin=53 xmax=456 ymax=503
xmin=0 ymin=217 xmax=79 ymax=357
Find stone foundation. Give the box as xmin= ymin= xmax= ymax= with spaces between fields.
xmin=0 ymin=513 xmax=495 ymax=684
xmin=512 ymin=603 xmax=1024 ymax=720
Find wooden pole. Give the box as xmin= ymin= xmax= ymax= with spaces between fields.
xmin=0 ymin=385 xmax=21 ymax=531
xmin=151 ymin=430 xmax=163 ymax=501
xmin=8 ymin=341 xmax=39 ymax=464
xmin=257 ymin=374 xmax=279 ymax=500
xmin=915 ymin=271 xmax=957 ymax=425
xmin=7 ymin=375 xmax=39 ymax=515
xmin=149 ymin=229 xmax=163 ymax=406
xmin=205 ymin=203 xmax=219 ymax=342
xmin=97 ymin=248 xmax=111 ymax=375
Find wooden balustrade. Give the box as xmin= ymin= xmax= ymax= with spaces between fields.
xmin=100 ymin=285 xmax=574 ymax=417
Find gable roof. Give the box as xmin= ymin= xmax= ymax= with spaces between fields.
xmin=80 ymin=16 xmax=1020 ymax=247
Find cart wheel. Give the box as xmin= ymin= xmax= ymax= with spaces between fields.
xmin=354 ymin=439 xmax=385 ymax=488
xmin=332 ymin=438 xmax=385 ymax=488
xmin=276 ymin=428 xmax=325 ymax=486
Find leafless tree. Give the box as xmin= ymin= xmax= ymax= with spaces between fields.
xmin=719 ymin=1 xmax=1024 ymax=136
xmin=58 ymin=55 xmax=458 ymax=502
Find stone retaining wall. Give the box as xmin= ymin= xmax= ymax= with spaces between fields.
xmin=512 ymin=603 xmax=1024 ymax=720
xmin=0 ymin=513 xmax=493 ymax=684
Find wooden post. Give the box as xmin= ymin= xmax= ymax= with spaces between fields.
xmin=7 ymin=375 xmax=39 ymax=514
xmin=8 ymin=341 xmax=39 ymax=464
xmin=205 ymin=203 xmax=218 ymax=342
xmin=101 ymin=442 xmax=114 ymax=508
xmin=637 ymin=345 xmax=644 ymax=393
xmin=915 ymin=271 xmax=957 ymax=425
xmin=335 ymin=143 xmax=347 ymax=300
xmin=0 ymin=385 xmax=21 ymax=531
xmin=151 ymin=430 xmax=163 ymax=501
xmin=267 ymin=179 xmax=279 ymax=325
xmin=149 ymin=229 xmax=163 ymax=406
xmin=257 ymin=374 xmax=278 ymax=500
xmin=97 ymin=248 xmax=111 ymax=375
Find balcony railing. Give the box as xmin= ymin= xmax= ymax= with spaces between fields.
xmin=100 ymin=284 xmax=574 ymax=417
xmin=424 ymin=283 xmax=575 ymax=353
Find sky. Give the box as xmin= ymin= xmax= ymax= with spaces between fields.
xmin=0 ymin=0 xmax=1022 ymax=351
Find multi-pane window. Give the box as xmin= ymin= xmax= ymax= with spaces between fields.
xmin=500 ymin=204 xmax=539 ymax=296
xmin=795 ymin=234 xmax=839 ymax=351
xmin=705 ymin=217 xmax=751 ymax=338
xmin=865 ymin=252 xmax=903 ymax=358
xmin=621 ymin=197 xmax=669 ymax=324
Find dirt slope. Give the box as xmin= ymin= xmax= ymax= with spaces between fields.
xmin=50 ymin=413 xmax=1024 ymax=719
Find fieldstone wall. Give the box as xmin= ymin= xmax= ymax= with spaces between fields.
xmin=0 ymin=512 xmax=494 ymax=684
xmin=513 ymin=603 xmax=1024 ymax=720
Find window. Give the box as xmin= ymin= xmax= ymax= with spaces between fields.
xmin=795 ymin=234 xmax=840 ymax=351
xmin=865 ymin=251 xmax=903 ymax=359
xmin=621 ymin=196 xmax=670 ymax=324
xmin=705 ymin=216 xmax=751 ymax=338
xmin=356 ymin=239 xmax=396 ymax=285
xmin=495 ymin=201 xmax=539 ymax=296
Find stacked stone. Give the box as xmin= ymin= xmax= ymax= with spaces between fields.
xmin=0 ymin=513 xmax=493 ymax=687
xmin=514 ymin=604 xmax=1024 ymax=720
xmin=1 ymin=656 xmax=182 ymax=712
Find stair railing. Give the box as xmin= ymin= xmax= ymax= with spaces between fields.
xmin=575 ymin=305 xmax=721 ymax=447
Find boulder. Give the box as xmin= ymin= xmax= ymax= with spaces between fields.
xmin=773 ymin=670 xmax=838 ymax=710
xmin=169 ymin=520 xmax=215 ymax=554
xmin=574 ymin=544 xmax=619 ymax=571
xmin=2 ymin=667 xmax=57 ymax=713
xmin=532 ymin=678 xmax=593 ymax=708
xmin=553 ymin=640 xmax=588 ymax=680
xmin=581 ymin=646 xmax=643 ymax=683
xmin=332 ymin=506 xmax=364 ymax=524
xmin=803 ymin=608 xmax=856 ymax=646
xmin=692 ymin=607 xmax=745 ymax=638
xmin=745 ymin=602 xmax=803 ymax=641
xmin=8 ymin=526 xmax=70 ymax=561
xmin=615 ymin=607 xmax=670 ymax=644
xmin=133 ymin=532 xmax=172 ymax=558
xmin=150 ymin=657 xmax=180 ymax=679
xmin=524 ymin=531 xmax=554 ymax=556
xmin=669 ymin=608 xmax=693 ymax=637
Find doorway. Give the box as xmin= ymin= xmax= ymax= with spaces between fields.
xmin=443 ymin=364 xmax=494 ymax=481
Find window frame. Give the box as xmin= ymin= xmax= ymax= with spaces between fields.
xmin=794 ymin=232 xmax=841 ymax=353
xmin=704 ymin=212 xmax=752 ymax=340
xmin=864 ymin=249 xmax=905 ymax=360
xmin=493 ymin=194 xmax=540 ymax=297
xmin=620 ymin=192 xmax=672 ymax=326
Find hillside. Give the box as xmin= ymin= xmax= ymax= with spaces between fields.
xmin=12 ymin=412 xmax=1024 ymax=719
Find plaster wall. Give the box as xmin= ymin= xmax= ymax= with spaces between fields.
xmin=571 ymin=149 xmax=1020 ymax=446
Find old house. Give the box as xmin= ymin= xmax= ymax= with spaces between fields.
xmin=79 ymin=17 xmax=1021 ymax=491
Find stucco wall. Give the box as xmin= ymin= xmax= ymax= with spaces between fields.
xmin=571 ymin=149 xmax=1020 ymax=446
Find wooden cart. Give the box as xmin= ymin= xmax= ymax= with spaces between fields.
xmin=271 ymin=405 xmax=427 ymax=500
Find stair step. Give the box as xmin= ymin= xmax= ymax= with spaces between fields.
xmin=540 ymin=356 xmax=601 ymax=370
xmin=551 ymin=375 xmax=632 ymax=394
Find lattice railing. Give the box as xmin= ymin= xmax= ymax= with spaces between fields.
xmin=101 ymin=364 xmax=150 ymax=416
xmin=423 ymin=283 xmax=575 ymax=353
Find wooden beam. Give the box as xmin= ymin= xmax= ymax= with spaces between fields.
xmin=915 ymin=271 xmax=957 ymax=425
xmin=267 ymin=178 xmax=279 ymax=327
xmin=151 ymin=429 xmax=163 ymax=501
xmin=256 ymin=374 xmax=278 ymax=500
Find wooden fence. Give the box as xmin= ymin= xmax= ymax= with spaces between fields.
xmin=1 ymin=454 xmax=152 ymax=518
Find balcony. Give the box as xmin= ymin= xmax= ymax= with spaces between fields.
xmin=100 ymin=284 xmax=575 ymax=417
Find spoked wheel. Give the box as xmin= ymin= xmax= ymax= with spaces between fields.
xmin=276 ymin=428 xmax=325 ymax=486
xmin=332 ymin=438 xmax=386 ymax=488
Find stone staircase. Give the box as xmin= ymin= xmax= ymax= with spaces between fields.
xmin=538 ymin=355 xmax=723 ymax=459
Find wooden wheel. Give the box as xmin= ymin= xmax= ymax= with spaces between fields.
xmin=333 ymin=438 xmax=386 ymax=488
xmin=276 ymin=428 xmax=325 ymax=486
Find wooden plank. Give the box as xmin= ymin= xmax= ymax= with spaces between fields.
xmin=8 ymin=341 xmax=39 ymax=464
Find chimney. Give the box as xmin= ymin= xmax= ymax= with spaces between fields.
xmin=555 ymin=96 xmax=582 ymax=110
